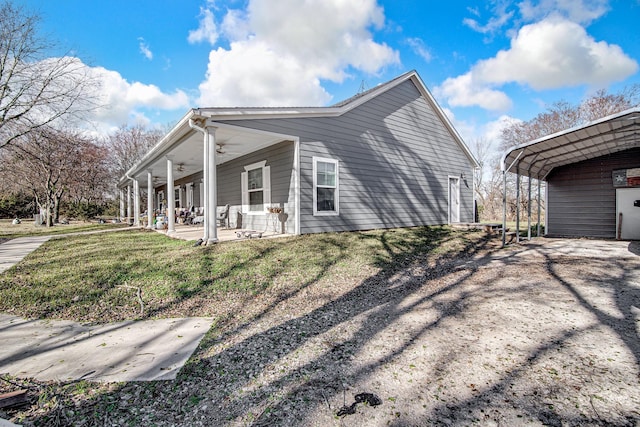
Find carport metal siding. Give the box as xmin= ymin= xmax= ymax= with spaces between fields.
xmin=501 ymin=107 xmax=640 ymax=244
xmin=546 ymin=147 xmax=640 ymax=238
xmin=503 ymin=108 xmax=640 ymax=180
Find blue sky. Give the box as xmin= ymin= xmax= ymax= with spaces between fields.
xmin=17 ymin=0 xmax=640 ymax=147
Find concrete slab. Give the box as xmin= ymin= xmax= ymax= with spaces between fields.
xmin=0 ymin=315 xmax=213 ymax=382
xmin=519 ymin=237 xmax=639 ymax=259
xmin=0 ymin=236 xmax=51 ymax=274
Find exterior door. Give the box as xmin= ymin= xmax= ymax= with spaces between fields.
xmin=449 ymin=177 xmax=460 ymax=224
xmin=616 ymin=188 xmax=640 ymax=240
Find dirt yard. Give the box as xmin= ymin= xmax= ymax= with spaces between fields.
xmin=187 ymin=238 xmax=639 ymax=427
xmin=3 ymin=237 xmax=640 ymax=426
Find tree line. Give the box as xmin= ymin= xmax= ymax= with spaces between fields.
xmin=0 ymin=2 xmax=162 ymax=225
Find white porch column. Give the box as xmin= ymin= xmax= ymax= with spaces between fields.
xmin=166 ymin=157 xmax=176 ymax=234
xmin=133 ymin=179 xmax=140 ymax=226
xmin=204 ymin=126 xmax=218 ymax=244
xmin=147 ymin=170 xmax=154 ymax=229
xmin=126 ymin=185 xmax=132 ymax=224
xmin=202 ymin=133 xmax=209 ymax=243
xmin=119 ymin=188 xmax=125 ymax=222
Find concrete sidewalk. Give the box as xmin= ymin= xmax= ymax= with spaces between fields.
xmin=0 ymin=227 xmax=139 ymax=274
xmin=0 ymin=314 xmax=213 ymax=382
xmin=0 ymin=236 xmax=52 ymax=274
xmin=0 ymin=231 xmax=213 ymax=383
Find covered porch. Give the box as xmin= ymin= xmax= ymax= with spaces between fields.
xmin=118 ymin=110 xmax=300 ymax=245
xmin=154 ymin=224 xmax=291 ymax=243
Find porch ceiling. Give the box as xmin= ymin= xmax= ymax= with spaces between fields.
xmin=131 ymin=124 xmax=286 ymax=187
xmin=502 ymin=107 xmax=640 ymax=179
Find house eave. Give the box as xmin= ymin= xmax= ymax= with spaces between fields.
xmin=118 ymin=110 xmax=198 ymax=187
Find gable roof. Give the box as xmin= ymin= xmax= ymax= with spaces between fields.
xmin=502 ymin=107 xmax=640 ymax=179
xmin=192 ymin=70 xmax=478 ymax=168
xmin=120 ymin=70 xmax=478 ymax=187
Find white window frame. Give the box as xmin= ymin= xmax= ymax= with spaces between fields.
xmin=186 ymin=183 xmax=193 ymax=209
xmin=157 ymin=190 xmax=164 ymax=211
xmin=241 ymin=160 xmax=271 ymax=215
xmin=313 ymin=157 xmax=339 ymax=216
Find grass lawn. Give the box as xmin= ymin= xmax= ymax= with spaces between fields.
xmin=0 ymin=226 xmax=494 ymax=425
xmin=0 ymin=219 xmax=129 ymax=239
xmin=0 ymin=226 xmax=485 ymax=324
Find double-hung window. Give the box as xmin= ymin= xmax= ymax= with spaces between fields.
xmin=313 ymin=157 xmax=339 ymax=216
xmin=241 ymin=160 xmax=271 ymax=214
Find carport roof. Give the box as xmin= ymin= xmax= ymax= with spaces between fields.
xmin=502 ymin=107 xmax=640 ymax=179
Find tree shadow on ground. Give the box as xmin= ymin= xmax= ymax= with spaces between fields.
xmin=13 ymin=234 xmax=640 ymax=426
xmin=407 ymin=244 xmax=640 ymax=426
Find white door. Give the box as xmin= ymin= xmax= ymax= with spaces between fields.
xmin=616 ymin=188 xmax=640 ymax=240
xmin=449 ymin=177 xmax=460 ymax=223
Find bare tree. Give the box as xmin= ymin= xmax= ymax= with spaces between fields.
xmin=0 ymin=1 xmax=98 ymax=150
xmin=63 ymin=140 xmax=111 ymax=219
xmin=4 ymin=126 xmax=97 ymax=226
xmin=501 ymin=87 xmax=640 ymax=152
xmin=107 ymin=123 xmax=163 ymax=179
xmin=580 ymin=85 xmax=640 ymax=122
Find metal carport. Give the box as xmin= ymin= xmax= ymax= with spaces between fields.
xmin=501 ymin=107 xmax=640 ymax=246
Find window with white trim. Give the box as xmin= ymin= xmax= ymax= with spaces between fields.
xmin=241 ymin=160 xmax=271 ymax=214
xmin=313 ymin=157 xmax=339 ymax=216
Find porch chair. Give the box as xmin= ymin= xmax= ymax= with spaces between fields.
xmin=217 ymin=204 xmax=230 ymax=228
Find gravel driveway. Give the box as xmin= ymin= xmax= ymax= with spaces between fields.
xmin=169 ymin=238 xmax=640 ymax=426
xmin=4 ymin=237 xmax=639 ymax=426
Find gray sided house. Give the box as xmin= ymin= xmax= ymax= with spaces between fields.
xmin=118 ymin=71 xmax=478 ymax=243
xmin=503 ymin=107 xmax=640 ymax=241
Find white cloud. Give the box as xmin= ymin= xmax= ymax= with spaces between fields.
xmin=198 ymin=41 xmax=332 ymax=107
xmin=436 ymin=17 xmax=638 ymax=111
xmin=220 ymin=9 xmax=250 ymax=41
xmin=436 ymin=72 xmax=513 ymax=111
xmin=188 ymin=7 xmax=219 ymax=45
xmin=475 ymin=18 xmax=638 ymax=90
xmin=195 ymin=0 xmax=400 ymax=107
xmin=463 ymin=4 xmax=514 ymax=35
xmin=406 ymin=37 xmax=432 ymax=62
xmin=464 ymin=0 xmax=609 ymax=36
xmin=89 ymin=65 xmax=190 ymax=130
xmin=518 ymin=0 xmax=609 ymax=25
xmin=138 ymin=37 xmax=153 ymax=60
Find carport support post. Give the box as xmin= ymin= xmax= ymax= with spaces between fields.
xmin=502 ymin=170 xmax=507 ymax=248
xmin=133 ymin=179 xmax=140 ymax=227
xmin=147 ymin=170 xmax=154 ymax=229
xmin=515 ymin=172 xmax=520 ymax=243
xmin=205 ymin=125 xmax=218 ymax=245
xmin=527 ymin=176 xmax=532 ymax=240
xmin=166 ymin=157 xmax=176 ymax=235
xmin=537 ymin=179 xmax=542 ymax=237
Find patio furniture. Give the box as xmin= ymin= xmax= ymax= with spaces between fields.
xmin=235 ymin=230 xmax=263 ymax=239
xmin=217 ymin=204 xmax=230 ymax=228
